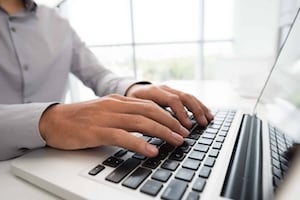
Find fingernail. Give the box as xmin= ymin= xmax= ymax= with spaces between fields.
xmin=146 ymin=144 xmax=158 ymax=156
xmin=181 ymin=126 xmax=190 ymax=137
xmin=172 ymin=132 xmax=184 ymax=144
xmin=201 ymin=117 xmax=208 ymax=126
xmin=208 ymin=112 xmax=214 ymax=120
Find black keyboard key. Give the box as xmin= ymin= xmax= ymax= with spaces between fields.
xmin=211 ymin=120 xmax=223 ymax=125
xmin=194 ymin=144 xmax=209 ymax=153
xmin=188 ymin=133 xmax=201 ymax=140
xmin=161 ymin=143 xmax=175 ymax=152
xmin=158 ymin=143 xmax=175 ymax=160
xmin=202 ymin=133 xmax=215 ymax=140
xmin=186 ymin=192 xmax=200 ymax=200
xmin=177 ymin=143 xmax=191 ymax=153
xmin=140 ymin=135 xmax=152 ymax=142
xmin=209 ymin=124 xmax=221 ymax=129
xmin=277 ymin=137 xmax=286 ymax=147
xmin=199 ymin=166 xmax=211 ymax=178
xmin=184 ymin=138 xmax=196 ymax=146
xmin=223 ymin=122 xmax=231 ymax=127
xmin=88 ymin=164 xmax=105 ymax=176
xmin=182 ymin=158 xmax=201 ymax=170
xmin=221 ymin=127 xmax=230 ymax=132
xmin=273 ymin=176 xmax=281 ymax=188
xmin=212 ymin=142 xmax=222 ymax=150
xmin=189 ymin=150 xmax=205 ymax=161
xmin=169 ymin=149 xmax=186 ymax=161
xmin=103 ymin=156 xmax=124 ymax=168
xmin=270 ymin=143 xmax=277 ymax=153
xmin=161 ymin=179 xmax=188 ymax=200
xmin=192 ymin=177 xmax=206 ymax=192
xmin=114 ymin=149 xmax=128 ymax=157
xmin=105 ymin=158 xmax=141 ymax=183
xmin=204 ymin=157 xmax=215 ymax=167
xmin=219 ymin=130 xmax=227 ymax=137
xmin=280 ymin=163 xmax=289 ymax=172
xmin=205 ymin=128 xmax=218 ymax=134
xmin=175 ymin=168 xmax=195 ymax=182
xmin=271 ymin=151 xmax=279 ymax=161
xmin=140 ymin=180 xmax=163 ymax=196
xmin=192 ymin=126 xmax=205 ymax=134
xmin=151 ymin=169 xmax=172 ymax=182
xmin=161 ymin=159 xmax=180 ymax=171
xmin=132 ymin=153 xmax=147 ymax=160
xmin=272 ymin=158 xmax=281 ymax=169
xmin=143 ymin=158 xmax=161 ymax=169
xmin=273 ymin=166 xmax=282 ymax=179
xmin=198 ymin=138 xmax=213 ymax=146
xmin=150 ymin=138 xmax=164 ymax=146
xmin=122 ymin=167 xmax=152 ymax=189
xmin=279 ymin=156 xmax=289 ymax=166
xmin=209 ymin=149 xmax=219 ymax=158
xmin=216 ymin=136 xmax=225 ymax=143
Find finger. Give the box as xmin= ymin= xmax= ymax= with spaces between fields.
xmin=95 ymin=128 xmax=159 ymax=157
xmin=97 ymin=112 xmax=185 ymax=146
xmin=163 ymin=93 xmax=192 ymax=128
xmin=161 ymin=85 xmax=214 ymax=126
xmin=126 ymin=86 xmax=193 ymax=129
xmin=96 ymin=98 xmax=189 ymax=137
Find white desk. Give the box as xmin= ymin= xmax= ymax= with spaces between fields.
xmin=0 ymin=80 xmax=255 ymax=200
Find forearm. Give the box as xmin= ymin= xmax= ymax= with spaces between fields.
xmin=0 ymin=103 xmax=55 ymax=160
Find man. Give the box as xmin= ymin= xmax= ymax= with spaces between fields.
xmin=0 ymin=0 xmax=213 ymax=161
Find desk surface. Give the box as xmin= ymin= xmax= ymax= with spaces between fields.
xmin=0 ymin=80 xmax=255 ymax=199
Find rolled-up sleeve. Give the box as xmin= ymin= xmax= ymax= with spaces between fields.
xmin=0 ymin=103 xmax=55 ymax=160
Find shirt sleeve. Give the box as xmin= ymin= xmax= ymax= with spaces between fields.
xmin=0 ymin=103 xmax=55 ymax=161
xmin=70 ymin=29 xmax=137 ymax=97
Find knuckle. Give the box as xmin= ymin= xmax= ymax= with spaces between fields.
xmin=160 ymin=84 xmax=170 ymax=90
xmin=109 ymin=130 xmax=125 ymax=146
xmin=143 ymin=101 xmax=158 ymax=113
xmin=132 ymin=115 xmax=145 ymax=129
xmin=179 ymin=92 xmax=190 ymax=101
xmin=168 ymin=94 xmax=180 ymax=105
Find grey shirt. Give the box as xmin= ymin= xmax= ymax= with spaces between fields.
xmin=0 ymin=1 xmax=136 ymax=160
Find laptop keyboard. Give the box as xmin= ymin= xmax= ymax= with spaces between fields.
xmin=88 ymin=109 xmax=236 ymax=200
xmin=268 ymin=124 xmax=294 ymax=190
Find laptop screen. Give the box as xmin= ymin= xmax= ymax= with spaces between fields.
xmin=254 ymin=9 xmax=300 ymax=142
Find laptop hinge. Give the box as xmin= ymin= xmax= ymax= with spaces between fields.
xmin=221 ymin=114 xmax=262 ymax=200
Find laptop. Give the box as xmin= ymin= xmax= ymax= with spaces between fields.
xmin=11 ymin=9 xmax=300 ymax=200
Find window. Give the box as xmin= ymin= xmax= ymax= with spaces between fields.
xmin=58 ymin=0 xmax=234 ymax=101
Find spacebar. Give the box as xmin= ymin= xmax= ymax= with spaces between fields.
xmin=105 ymin=158 xmax=141 ymax=183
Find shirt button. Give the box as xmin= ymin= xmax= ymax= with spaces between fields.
xmin=23 ymin=65 xmax=29 ymax=71
xmin=11 ymin=27 xmax=16 ymax=32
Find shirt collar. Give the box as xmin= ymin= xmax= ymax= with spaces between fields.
xmin=23 ymin=0 xmax=37 ymax=12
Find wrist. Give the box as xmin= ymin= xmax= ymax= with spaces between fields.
xmin=125 ymin=81 xmax=151 ymax=97
xmin=39 ymin=103 xmax=59 ymax=141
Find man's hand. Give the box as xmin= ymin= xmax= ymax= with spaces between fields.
xmin=39 ymin=84 xmax=213 ymax=158
xmin=126 ymin=84 xmax=214 ymax=129
xmin=39 ymin=94 xmax=190 ymax=157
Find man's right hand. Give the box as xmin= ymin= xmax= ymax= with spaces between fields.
xmin=39 ymin=94 xmax=189 ymax=157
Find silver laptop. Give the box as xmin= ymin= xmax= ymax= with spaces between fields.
xmin=11 ymin=9 xmax=300 ymax=200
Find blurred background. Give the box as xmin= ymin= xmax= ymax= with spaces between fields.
xmin=36 ymin=0 xmax=300 ymax=101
